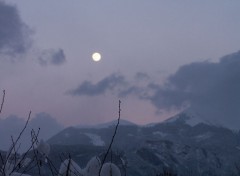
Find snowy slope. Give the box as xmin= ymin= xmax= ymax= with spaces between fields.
xmin=84 ymin=133 xmax=105 ymax=146
xmin=163 ymin=109 xmax=212 ymax=127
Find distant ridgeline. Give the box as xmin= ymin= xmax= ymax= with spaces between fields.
xmin=1 ymin=113 xmax=240 ymax=175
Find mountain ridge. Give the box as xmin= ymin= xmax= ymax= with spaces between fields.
xmin=75 ymin=119 xmax=137 ymax=129
xmin=46 ymin=111 xmax=240 ymax=175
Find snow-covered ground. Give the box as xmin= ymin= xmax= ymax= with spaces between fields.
xmin=84 ymin=133 xmax=105 ymax=146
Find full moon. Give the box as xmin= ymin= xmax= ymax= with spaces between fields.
xmin=92 ymin=52 xmax=101 ymax=62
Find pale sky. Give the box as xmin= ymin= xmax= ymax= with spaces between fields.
xmin=1 ymin=0 xmax=240 ymax=127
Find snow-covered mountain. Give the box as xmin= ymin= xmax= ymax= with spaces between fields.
xmin=164 ymin=110 xmax=211 ymax=126
xmin=47 ymin=112 xmax=240 ymax=176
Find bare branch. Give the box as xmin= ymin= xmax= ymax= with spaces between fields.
xmin=13 ymin=111 xmax=32 ymax=150
xmin=10 ymin=136 xmax=18 ymax=167
xmin=3 ymin=111 xmax=32 ymax=175
xmin=66 ymin=155 xmax=71 ymax=176
xmin=15 ymin=128 xmax=41 ymax=173
xmin=46 ymin=156 xmax=60 ymax=176
xmin=99 ymin=100 xmax=121 ymax=176
xmin=31 ymin=130 xmax=42 ymax=175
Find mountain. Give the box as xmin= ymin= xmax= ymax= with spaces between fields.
xmin=163 ymin=110 xmax=211 ymax=126
xmin=75 ymin=119 xmax=137 ymax=129
xmin=47 ymin=112 xmax=240 ymax=176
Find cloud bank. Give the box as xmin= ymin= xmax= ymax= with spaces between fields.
xmin=0 ymin=1 xmax=67 ymax=65
xmin=68 ymin=72 xmax=153 ymax=99
xmin=0 ymin=1 xmax=31 ymax=56
xmin=149 ymin=51 xmax=240 ymax=129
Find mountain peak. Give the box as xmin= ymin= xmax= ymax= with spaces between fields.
xmin=163 ymin=109 xmax=212 ymax=127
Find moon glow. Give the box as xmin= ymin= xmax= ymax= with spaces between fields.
xmin=92 ymin=52 xmax=101 ymax=62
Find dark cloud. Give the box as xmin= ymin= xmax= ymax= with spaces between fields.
xmin=68 ymin=72 xmax=154 ymax=99
xmin=68 ymin=74 xmax=127 ymax=96
xmin=118 ymin=85 xmax=154 ymax=99
xmin=38 ymin=48 xmax=66 ymax=66
xmin=0 ymin=1 xmax=67 ymax=65
xmin=124 ymin=72 xmax=157 ymax=98
xmin=134 ymin=72 xmax=150 ymax=81
xmin=118 ymin=86 xmax=142 ymax=98
xmin=0 ymin=1 xmax=31 ymax=56
xmin=149 ymin=51 xmax=240 ymax=129
xmin=0 ymin=113 xmax=63 ymax=152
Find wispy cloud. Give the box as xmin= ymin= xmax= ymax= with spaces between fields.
xmin=67 ymin=72 xmax=155 ymax=99
xmin=68 ymin=74 xmax=127 ymax=96
xmin=38 ymin=48 xmax=66 ymax=66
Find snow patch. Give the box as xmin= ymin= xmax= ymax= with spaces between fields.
xmin=153 ymin=131 xmax=167 ymax=137
xmin=185 ymin=115 xmax=206 ymax=126
xmin=144 ymin=122 xmax=158 ymax=127
xmin=84 ymin=133 xmax=105 ymax=146
xmin=195 ymin=132 xmax=212 ymax=141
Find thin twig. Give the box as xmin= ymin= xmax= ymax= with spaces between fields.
xmin=0 ymin=153 xmax=4 ymax=165
xmin=66 ymin=154 xmax=71 ymax=176
xmin=47 ymin=159 xmax=55 ymax=176
xmin=3 ymin=111 xmax=32 ymax=174
xmin=46 ymin=156 xmax=60 ymax=175
xmin=9 ymin=111 xmax=31 ymax=156
xmin=12 ymin=129 xmax=40 ymax=176
xmin=11 ymin=136 xmax=18 ymax=167
xmin=0 ymin=153 xmax=4 ymax=175
xmin=18 ymin=128 xmax=40 ymax=164
xmin=58 ymin=154 xmax=83 ymax=176
xmin=15 ymin=128 xmax=40 ymax=173
xmin=98 ymin=100 xmax=121 ymax=176
xmin=0 ymin=90 xmax=5 ymax=114
xmin=23 ymin=161 xmax=39 ymax=173
xmin=31 ymin=130 xmax=41 ymax=176
xmin=31 ymin=128 xmax=39 ymax=145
